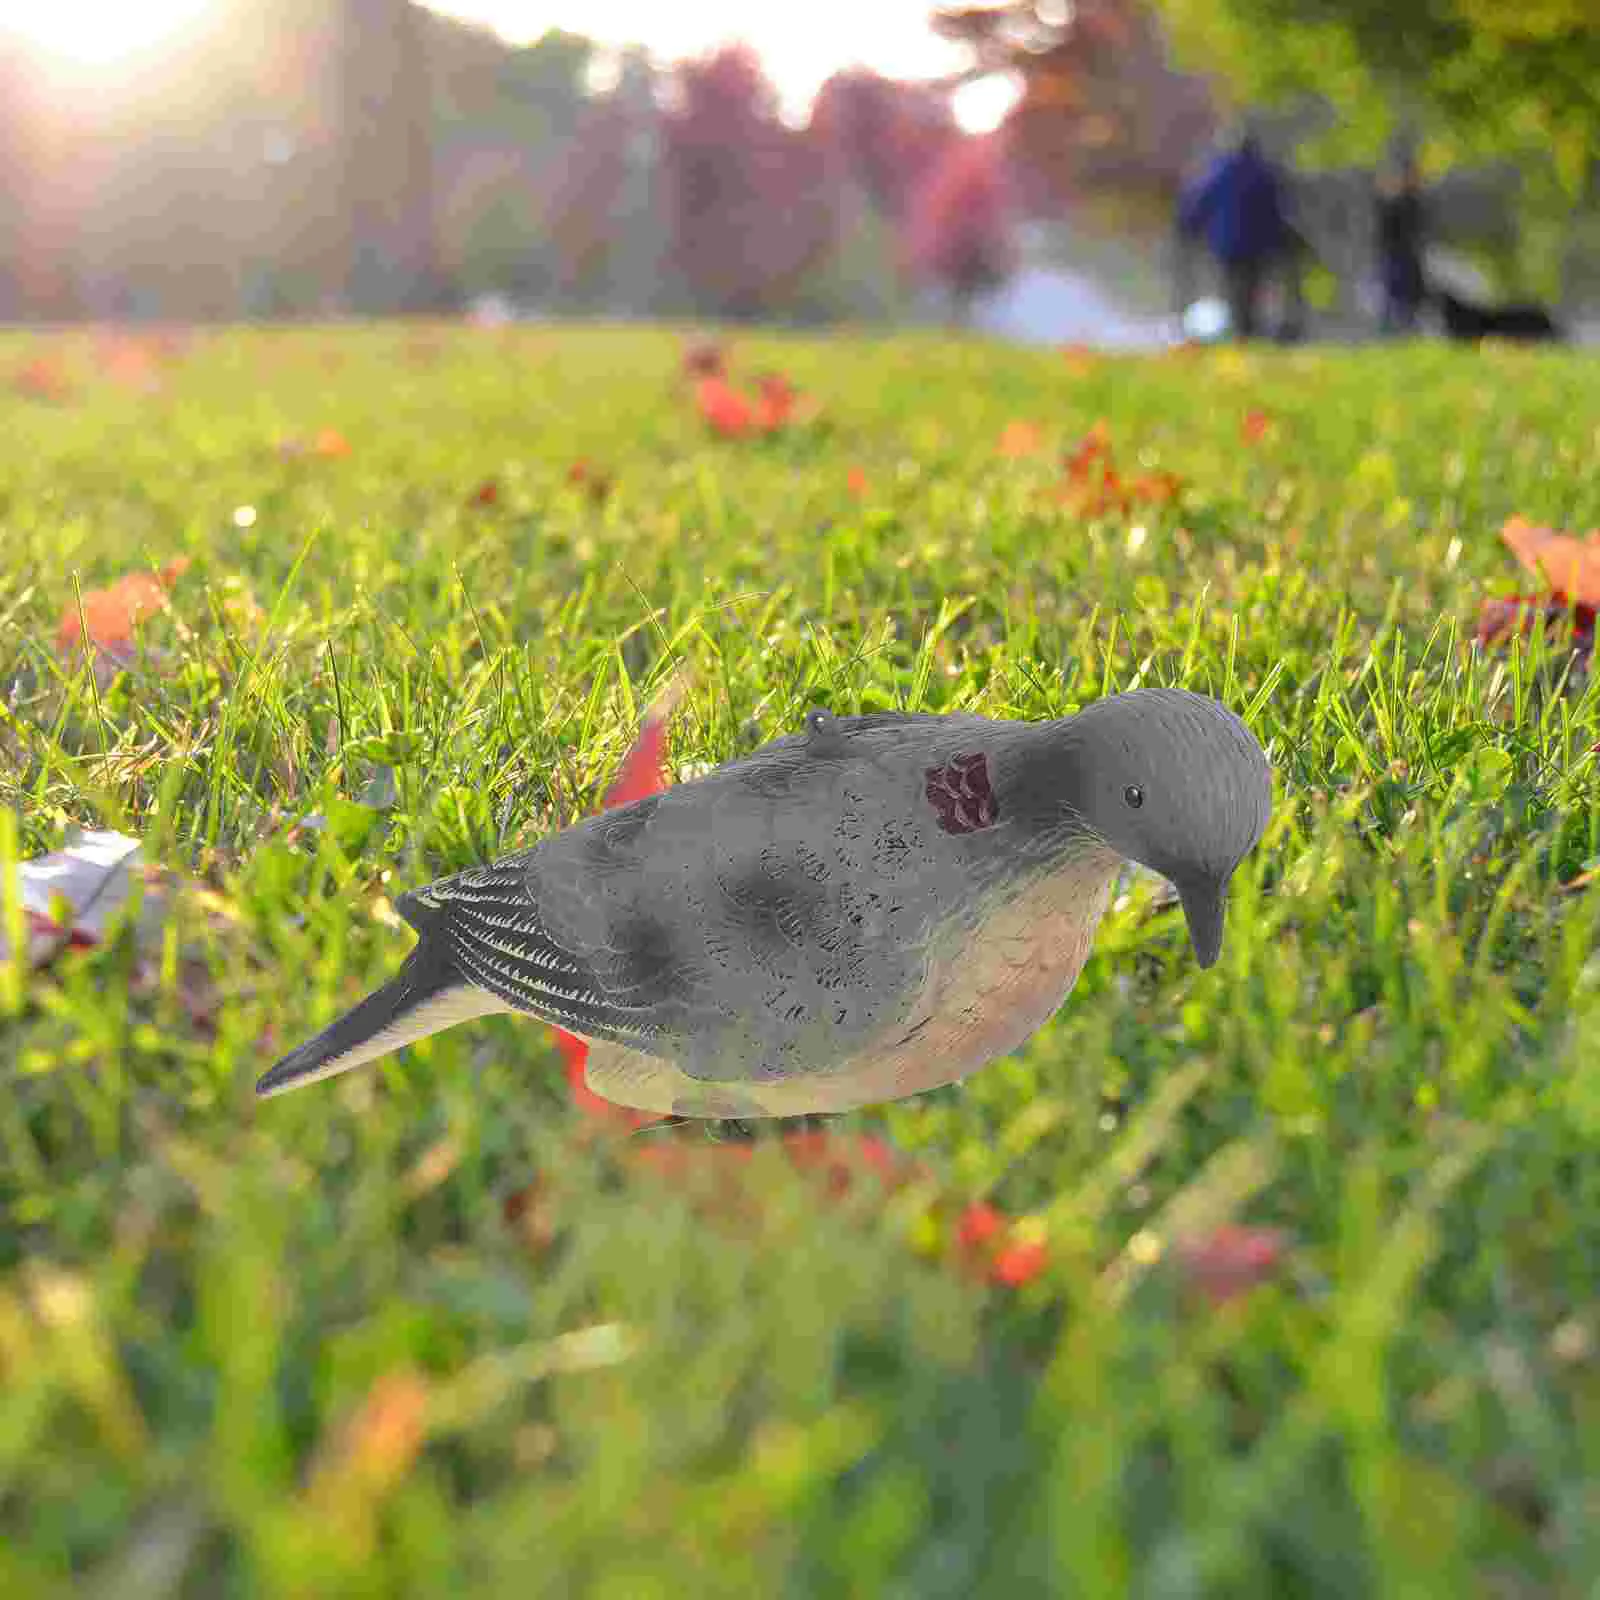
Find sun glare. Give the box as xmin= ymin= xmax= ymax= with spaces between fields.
xmin=0 ymin=0 xmax=213 ymax=67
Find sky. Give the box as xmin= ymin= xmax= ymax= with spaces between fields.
xmin=426 ymin=1 xmax=979 ymax=121
xmin=0 ymin=0 xmax=1015 ymax=130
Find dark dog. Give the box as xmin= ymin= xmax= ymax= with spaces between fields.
xmin=1434 ymin=287 xmax=1564 ymax=342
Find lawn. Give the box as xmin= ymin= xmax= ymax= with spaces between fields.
xmin=3 ymin=322 xmax=1599 ymax=1597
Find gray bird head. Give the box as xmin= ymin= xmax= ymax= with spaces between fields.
xmin=1028 ymin=688 xmax=1272 ymax=968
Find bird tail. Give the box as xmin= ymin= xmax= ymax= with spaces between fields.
xmin=254 ymin=943 xmax=508 ymax=1100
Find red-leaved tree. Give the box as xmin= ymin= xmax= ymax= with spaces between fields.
xmin=660 ymin=46 xmax=834 ymax=319
xmin=902 ymin=131 xmax=1019 ymax=320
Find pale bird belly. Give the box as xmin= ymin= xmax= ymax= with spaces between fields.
xmin=581 ymin=851 xmax=1118 ymax=1119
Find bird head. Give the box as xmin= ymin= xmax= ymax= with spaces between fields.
xmin=1049 ymin=688 xmax=1272 ymax=968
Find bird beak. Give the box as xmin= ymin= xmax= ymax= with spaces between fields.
xmin=1176 ymin=875 xmax=1227 ymax=969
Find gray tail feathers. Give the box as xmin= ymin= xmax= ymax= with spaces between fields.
xmin=254 ymin=941 xmax=509 ymax=1100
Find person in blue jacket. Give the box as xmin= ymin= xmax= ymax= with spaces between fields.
xmin=1176 ymin=127 xmax=1293 ymax=340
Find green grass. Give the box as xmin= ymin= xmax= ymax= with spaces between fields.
xmin=3 ymin=322 xmax=1600 ymax=1597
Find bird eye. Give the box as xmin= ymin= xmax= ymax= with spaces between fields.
xmin=1124 ymin=784 xmax=1144 ymax=809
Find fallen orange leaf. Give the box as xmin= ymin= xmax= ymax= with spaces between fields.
xmin=1500 ymin=514 xmax=1600 ymax=606
xmin=57 ymin=558 xmax=190 ymax=657
xmin=314 ymin=427 xmax=352 ymax=458
xmin=695 ymin=376 xmax=753 ymax=436
xmin=15 ymin=356 xmax=72 ymax=403
xmin=997 ymin=420 xmax=1044 ymax=458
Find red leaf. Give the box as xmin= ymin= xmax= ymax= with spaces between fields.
xmin=1500 ymin=514 xmax=1600 ymax=607
xmin=990 ymin=1237 xmax=1049 ymax=1287
xmin=557 ymin=677 xmax=687 ymax=1126
xmin=57 ymin=558 xmax=190 ymax=658
xmin=752 ymin=372 xmax=798 ymax=430
xmin=695 ymin=376 xmax=755 ymax=437
xmin=1476 ymin=593 xmax=1596 ymax=648
xmin=567 ymin=458 xmax=614 ymax=502
xmin=468 ymin=478 xmax=499 ymax=508
xmin=15 ymin=355 xmax=72 ymax=403
xmin=1240 ymin=409 xmax=1273 ymax=445
xmin=955 ymin=1201 xmax=1005 ymax=1250
xmin=997 ymin=420 xmax=1044 ymax=458
xmin=1174 ymin=1224 xmax=1288 ymax=1305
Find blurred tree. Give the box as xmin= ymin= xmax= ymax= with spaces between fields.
xmin=340 ymin=0 xmax=440 ymax=310
xmin=808 ymin=69 xmax=959 ymax=220
xmin=659 ymin=46 xmax=835 ymax=319
xmin=1150 ymin=0 xmax=1600 ymax=190
xmin=902 ymin=132 xmax=1018 ymax=321
xmin=932 ymin=1 xmax=1214 ymax=221
xmin=0 ymin=41 xmax=84 ymax=317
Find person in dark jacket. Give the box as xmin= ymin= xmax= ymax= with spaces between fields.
xmin=1176 ymin=128 xmax=1290 ymax=340
xmin=1374 ymin=155 xmax=1427 ymax=334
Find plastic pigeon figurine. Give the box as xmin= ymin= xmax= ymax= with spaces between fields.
xmin=257 ymin=688 xmax=1271 ymax=1118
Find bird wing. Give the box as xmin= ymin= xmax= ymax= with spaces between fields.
xmin=399 ymin=711 xmax=1008 ymax=1073
xmin=397 ymin=796 xmax=693 ymax=1051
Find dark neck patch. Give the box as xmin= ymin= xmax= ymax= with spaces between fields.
xmin=924 ymin=752 xmax=999 ymax=835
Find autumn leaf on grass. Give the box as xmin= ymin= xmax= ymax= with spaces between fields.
xmin=303 ymin=1370 xmax=430 ymax=1554
xmin=57 ymin=558 xmax=190 ymax=667
xmin=1240 ymin=408 xmax=1273 ymax=445
xmin=15 ymin=355 xmax=72 ymax=403
xmin=951 ymin=1201 xmax=1051 ymax=1288
xmin=97 ymin=338 xmax=162 ymax=393
xmin=1058 ymin=343 xmax=1100 ymax=378
xmin=551 ymin=673 xmax=687 ymax=1129
xmin=1500 ymin=514 xmax=1600 ymax=604
xmin=753 ymin=372 xmax=806 ymax=431
xmin=695 ymin=372 xmax=811 ymax=438
xmin=1173 ymin=1224 xmax=1289 ymax=1305
xmin=1063 ymin=419 xmax=1112 ymax=481
xmin=695 ymin=375 xmax=755 ymax=437
xmin=846 ymin=466 xmax=870 ymax=498
xmin=468 ymin=477 xmax=500 ymax=508
xmin=681 ymin=338 xmax=727 ymax=380
xmin=997 ymin=420 xmax=1044 ymax=458
xmin=279 ymin=427 xmax=352 ymax=460
xmin=1130 ymin=470 xmax=1184 ymax=507
xmin=1478 ymin=515 xmax=1600 ymax=650
xmin=567 ymin=459 xmax=614 ymax=502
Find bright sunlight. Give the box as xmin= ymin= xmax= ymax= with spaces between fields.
xmin=0 ymin=0 xmax=213 ymax=66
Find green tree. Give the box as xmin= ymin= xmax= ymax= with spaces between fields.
xmin=1152 ymin=0 xmax=1600 ymax=190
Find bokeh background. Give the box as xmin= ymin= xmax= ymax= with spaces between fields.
xmin=1 ymin=0 xmax=1595 ymax=343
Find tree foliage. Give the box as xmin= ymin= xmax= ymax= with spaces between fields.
xmin=1150 ymin=0 xmax=1600 ymax=189
xmin=932 ymin=1 xmax=1215 ymax=213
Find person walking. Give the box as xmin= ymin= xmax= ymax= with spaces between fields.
xmin=1176 ymin=126 xmax=1292 ymax=341
xmin=1374 ymin=153 xmax=1427 ymax=334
